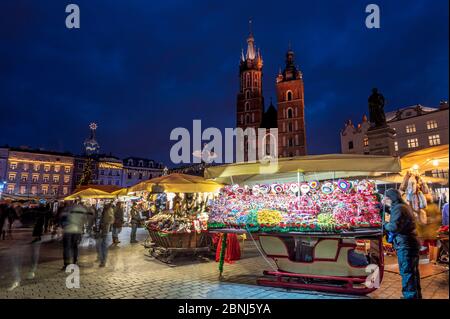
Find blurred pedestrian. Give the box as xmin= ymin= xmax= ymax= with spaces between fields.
xmin=60 ymin=201 xmax=87 ymax=270
xmin=129 ymin=202 xmax=141 ymax=244
xmin=95 ymin=203 xmax=114 ymax=267
xmin=112 ymin=202 xmax=124 ymax=245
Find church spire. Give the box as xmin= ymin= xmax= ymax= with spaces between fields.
xmin=245 ymin=19 xmax=256 ymax=60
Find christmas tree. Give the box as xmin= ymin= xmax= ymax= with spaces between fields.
xmin=78 ymin=158 xmax=93 ymax=186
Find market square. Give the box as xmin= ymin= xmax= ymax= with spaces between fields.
xmin=0 ymin=0 xmax=448 ymax=302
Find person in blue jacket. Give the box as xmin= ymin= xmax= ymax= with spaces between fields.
xmin=383 ymin=188 xmax=422 ymax=299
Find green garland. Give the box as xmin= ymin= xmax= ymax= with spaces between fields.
xmin=218 ymin=233 xmax=228 ymax=278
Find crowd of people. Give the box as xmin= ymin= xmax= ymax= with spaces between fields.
xmin=0 ymin=199 xmax=145 ymax=290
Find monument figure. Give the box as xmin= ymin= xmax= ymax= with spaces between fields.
xmin=368 ymin=88 xmax=387 ymax=128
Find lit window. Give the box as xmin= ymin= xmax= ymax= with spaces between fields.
xmin=10 ymin=162 xmax=17 ymax=170
xmin=44 ymin=165 xmax=50 ymax=172
xmin=7 ymin=185 xmax=14 ymax=194
xmin=64 ymin=166 xmax=71 ymax=173
xmin=407 ymin=138 xmax=419 ymax=148
xmin=394 ymin=141 xmax=399 ymax=151
xmin=405 ymin=124 xmax=416 ymax=133
xmin=363 ymin=137 xmax=369 ymax=147
xmin=19 ymin=186 xmax=26 ymax=195
xmin=31 ymin=186 xmax=37 ymax=195
xmin=54 ymin=165 xmax=60 ymax=173
xmin=42 ymin=185 xmax=48 ymax=195
xmin=32 ymin=174 xmax=39 ymax=183
xmin=34 ymin=164 xmax=40 ymax=171
xmin=63 ymin=187 xmax=68 ymax=195
xmin=21 ymin=174 xmax=28 ymax=182
xmin=426 ymin=120 xmax=438 ymax=130
xmin=53 ymin=176 xmax=60 ymax=183
xmin=64 ymin=175 xmax=70 ymax=183
xmin=8 ymin=173 xmax=16 ymax=181
xmin=23 ymin=163 xmax=29 ymax=171
xmin=43 ymin=175 xmax=49 ymax=183
xmin=428 ymin=135 xmax=441 ymax=146
xmin=52 ymin=187 xmax=58 ymax=195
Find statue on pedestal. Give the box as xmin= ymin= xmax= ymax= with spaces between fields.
xmin=368 ymin=88 xmax=387 ymax=128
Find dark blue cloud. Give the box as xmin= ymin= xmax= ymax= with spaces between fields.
xmin=0 ymin=0 xmax=448 ymax=164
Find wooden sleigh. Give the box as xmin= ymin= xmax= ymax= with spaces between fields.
xmin=256 ymin=232 xmax=384 ymax=295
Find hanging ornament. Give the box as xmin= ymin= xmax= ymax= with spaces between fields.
xmin=290 ymin=183 xmax=299 ymax=194
xmin=309 ymin=181 xmax=320 ymax=190
xmin=321 ymin=182 xmax=334 ymax=195
xmin=300 ymin=184 xmax=311 ymax=195
xmin=260 ymin=184 xmax=270 ymax=194
xmin=272 ymin=184 xmax=283 ymax=194
xmin=337 ymin=179 xmax=351 ymax=192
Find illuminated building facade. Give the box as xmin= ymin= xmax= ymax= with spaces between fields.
xmin=4 ymin=147 xmax=74 ymax=198
xmin=97 ymin=155 xmax=123 ymax=186
xmin=121 ymin=157 xmax=164 ymax=187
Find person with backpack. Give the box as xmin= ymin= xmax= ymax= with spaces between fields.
xmin=384 ymin=188 xmax=422 ymax=299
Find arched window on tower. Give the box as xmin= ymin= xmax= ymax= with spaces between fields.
xmin=246 ymin=73 xmax=251 ymax=87
xmin=246 ymin=90 xmax=251 ymax=99
xmin=245 ymin=114 xmax=250 ymax=124
xmin=245 ymin=102 xmax=250 ymax=112
xmin=287 ymin=108 xmax=294 ymax=119
xmin=286 ymin=90 xmax=293 ymax=101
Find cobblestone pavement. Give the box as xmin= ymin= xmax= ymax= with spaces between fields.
xmin=0 ymin=228 xmax=448 ymax=299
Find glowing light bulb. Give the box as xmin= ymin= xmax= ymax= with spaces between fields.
xmin=432 ymin=160 xmax=439 ymax=167
xmin=412 ymin=164 xmax=419 ymax=170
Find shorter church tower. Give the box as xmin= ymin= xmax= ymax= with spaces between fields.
xmin=276 ymin=48 xmax=306 ymax=157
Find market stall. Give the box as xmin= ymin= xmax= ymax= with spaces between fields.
xmin=204 ymin=154 xmax=401 ymax=295
xmin=128 ymin=173 xmax=223 ymax=264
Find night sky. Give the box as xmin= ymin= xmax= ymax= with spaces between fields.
xmin=0 ymin=0 xmax=448 ymax=166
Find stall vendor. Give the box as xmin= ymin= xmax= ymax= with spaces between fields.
xmin=383 ymin=188 xmax=422 ymax=299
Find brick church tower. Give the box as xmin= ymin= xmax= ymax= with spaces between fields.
xmin=276 ymin=48 xmax=307 ymax=157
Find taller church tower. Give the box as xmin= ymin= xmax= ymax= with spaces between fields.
xmin=276 ymin=48 xmax=307 ymax=157
xmin=236 ymin=22 xmax=264 ymax=131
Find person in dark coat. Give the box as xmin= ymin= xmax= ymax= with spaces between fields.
xmin=112 ymin=202 xmax=124 ymax=245
xmin=95 ymin=203 xmax=114 ymax=267
xmin=384 ymin=188 xmax=422 ymax=299
xmin=0 ymin=204 xmax=7 ymax=240
xmin=60 ymin=202 xmax=87 ymax=270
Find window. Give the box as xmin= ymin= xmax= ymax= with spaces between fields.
xmin=54 ymin=165 xmax=61 ymax=173
xmin=43 ymin=175 xmax=49 ymax=183
xmin=21 ymin=174 xmax=28 ymax=182
xmin=32 ymin=174 xmax=39 ymax=183
xmin=428 ymin=134 xmax=441 ymax=146
xmin=348 ymin=141 xmax=354 ymax=150
xmin=139 ymin=173 xmax=143 ymax=180
xmin=405 ymin=124 xmax=416 ymax=133
xmin=363 ymin=137 xmax=369 ymax=147
xmin=138 ymin=160 xmax=144 ymax=167
xmin=64 ymin=175 xmax=70 ymax=183
xmin=287 ymin=108 xmax=294 ymax=119
xmin=63 ymin=187 xmax=68 ymax=195
xmin=286 ymin=90 xmax=293 ymax=101
xmin=245 ymin=90 xmax=250 ymax=99
xmin=128 ymin=173 xmax=132 ymax=179
xmin=53 ymin=175 xmax=60 ymax=183
xmin=426 ymin=120 xmax=438 ymax=130
xmin=78 ymin=163 xmax=84 ymax=169
xmin=8 ymin=173 xmax=16 ymax=181
xmin=288 ymin=138 xmax=294 ymax=147
xmin=19 ymin=186 xmax=26 ymax=195
xmin=44 ymin=165 xmax=50 ymax=172
xmin=245 ymin=114 xmax=250 ymax=124
xmin=288 ymin=122 xmax=293 ymax=132
xmin=7 ymin=185 xmax=14 ymax=194
xmin=245 ymin=102 xmax=250 ymax=112
xmin=100 ymin=170 xmax=105 ymax=175
xmin=407 ymin=138 xmax=419 ymax=148
xmin=52 ymin=187 xmax=58 ymax=195
xmin=246 ymin=73 xmax=251 ymax=87
xmin=34 ymin=164 xmax=40 ymax=171
xmin=64 ymin=166 xmax=71 ymax=173
xmin=31 ymin=186 xmax=37 ymax=195
xmin=115 ymin=180 xmax=120 ymax=186
xmin=23 ymin=163 xmax=29 ymax=171
xmin=394 ymin=141 xmax=399 ymax=151
xmin=10 ymin=162 xmax=17 ymax=170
